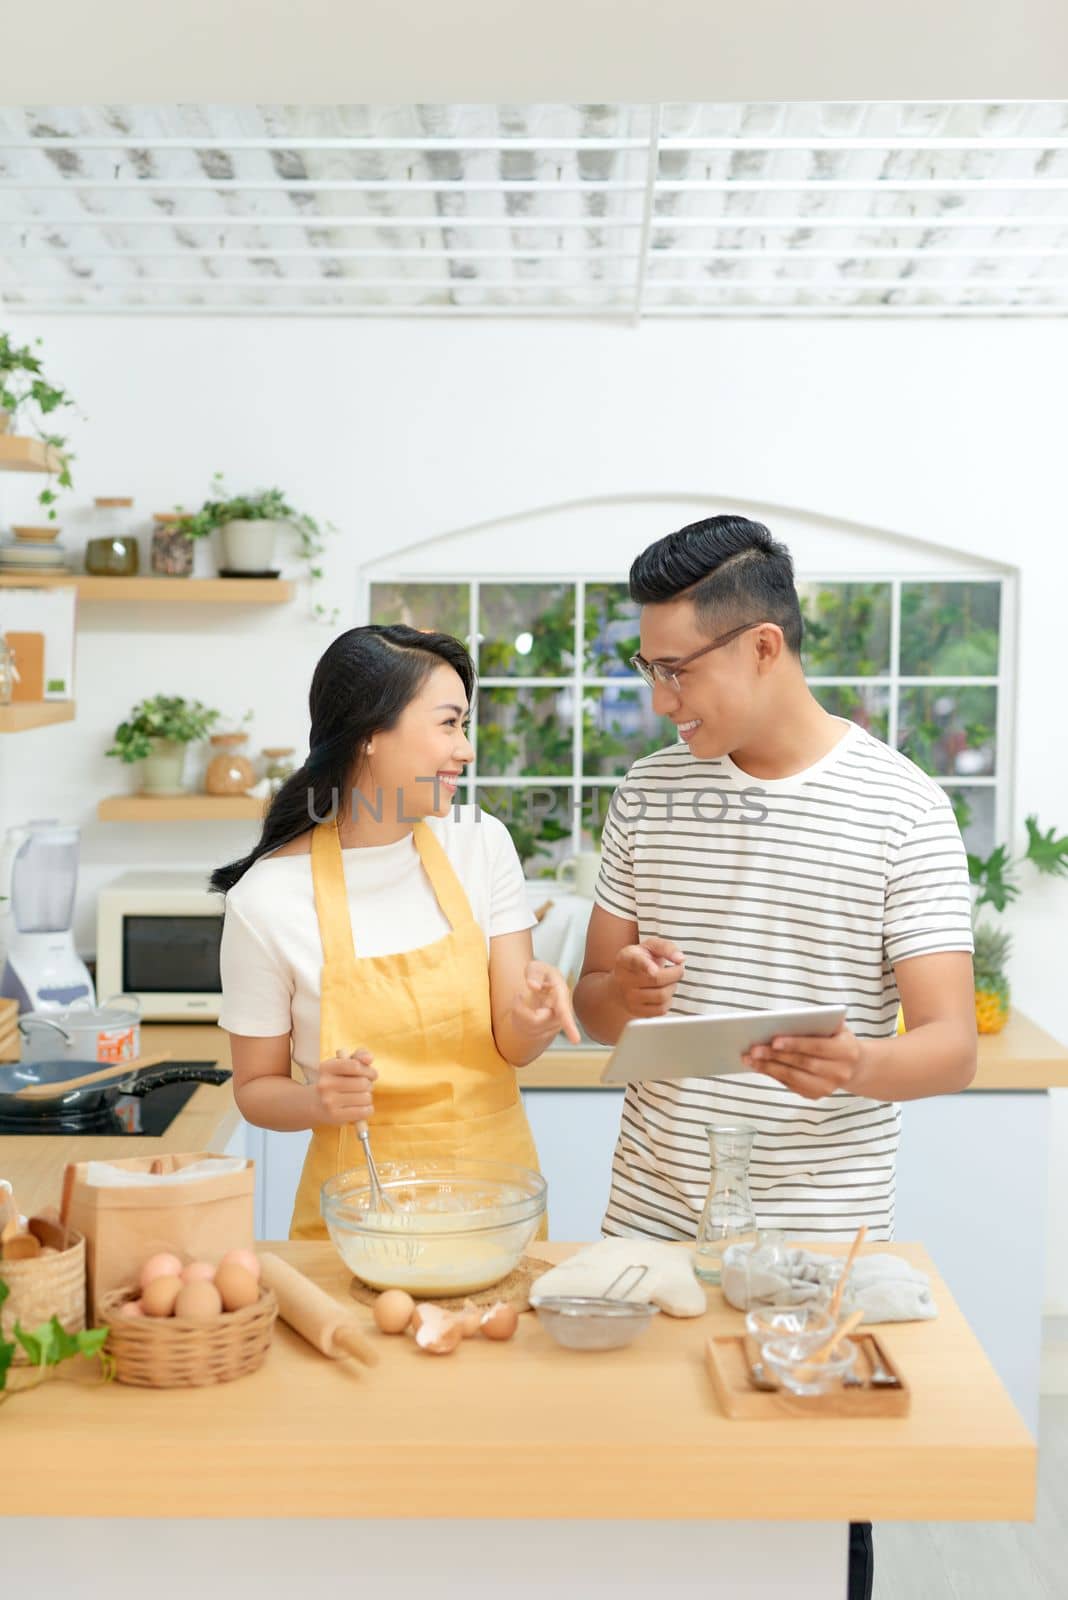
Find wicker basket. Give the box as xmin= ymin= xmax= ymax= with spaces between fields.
xmin=100 ymin=1284 xmax=277 ymax=1387
xmin=0 ymin=1232 xmax=87 ymax=1364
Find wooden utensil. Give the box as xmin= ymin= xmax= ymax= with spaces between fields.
xmin=259 ymin=1251 xmax=379 ymax=1367
xmin=12 ymin=1052 xmax=172 ymax=1102
xmin=828 ymin=1223 xmax=867 ymax=1322
xmin=28 ymin=1214 xmax=72 ymax=1253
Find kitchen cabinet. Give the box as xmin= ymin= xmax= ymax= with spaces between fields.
xmin=2 ymin=1239 xmax=1035 ymax=1600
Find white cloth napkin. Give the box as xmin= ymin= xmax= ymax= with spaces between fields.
xmin=531 ymin=1238 xmax=707 ymax=1318
xmin=82 ymin=1157 xmax=248 ymax=1187
xmin=721 ymin=1244 xmax=937 ymax=1324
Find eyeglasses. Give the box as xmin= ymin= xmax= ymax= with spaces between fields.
xmin=630 ymin=621 xmax=766 ymax=693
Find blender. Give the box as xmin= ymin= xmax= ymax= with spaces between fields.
xmin=0 ymin=819 xmax=95 ymax=1013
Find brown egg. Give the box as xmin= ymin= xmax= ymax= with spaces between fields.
xmin=213 ymin=1263 xmax=259 ymax=1313
xmin=140 ymin=1252 xmax=184 ymax=1289
xmin=119 ymin=1299 xmax=145 ymax=1319
xmin=479 ymin=1302 xmax=519 ymax=1341
xmin=219 ymin=1248 xmax=261 ymax=1281
xmin=181 ymin=1260 xmax=216 ymax=1284
xmin=373 ymin=1289 xmax=416 ymax=1335
xmin=141 ymin=1274 xmax=182 ymax=1317
xmin=458 ymin=1299 xmax=482 ymax=1338
xmin=174 ymin=1281 xmax=223 ymax=1320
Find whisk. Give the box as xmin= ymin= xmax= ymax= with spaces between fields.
xmin=335 ymin=1048 xmax=397 ymax=1215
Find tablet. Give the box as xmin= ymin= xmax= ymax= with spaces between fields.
xmin=599 ymin=1004 xmax=848 ymax=1086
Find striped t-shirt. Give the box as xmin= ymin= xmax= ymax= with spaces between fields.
xmin=594 ymin=719 xmax=974 ymax=1244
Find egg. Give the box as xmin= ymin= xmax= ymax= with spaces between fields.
xmin=213 ymin=1263 xmax=259 ymax=1313
xmin=139 ymin=1252 xmax=183 ymax=1289
xmin=219 ymin=1248 xmax=261 ymax=1281
xmin=373 ymin=1289 xmax=415 ymax=1335
xmin=479 ymin=1302 xmax=519 ymax=1341
xmin=181 ymin=1260 xmax=216 ymax=1284
xmin=141 ymin=1274 xmax=182 ymax=1317
xmin=458 ymin=1300 xmax=482 ymax=1338
xmin=119 ymin=1299 xmax=145 ymax=1319
xmin=174 ymin=1281 xmax=223 ymax=1320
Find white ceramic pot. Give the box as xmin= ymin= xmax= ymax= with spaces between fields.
xmin=218 ymin=518 xmax=285 ymax=573
xmin=139 ymin=737 xmax=187 ymax=795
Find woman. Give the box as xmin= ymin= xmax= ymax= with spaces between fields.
xmin=213 ymin=623 xmax=578 ymax=1240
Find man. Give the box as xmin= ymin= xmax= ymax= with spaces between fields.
xmin=573 ymin=514 xmax=977 ymax=1600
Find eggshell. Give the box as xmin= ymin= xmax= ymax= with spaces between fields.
xmin=141 ymin=1274 xmax=182 ymax=1317
xmin=174 ymin=1281 xmax=223 ymax=1320
xmin=411 ymin=1303 xmax=465 ymax=1354
xmin=181 ymin=1260 xmax=216 ymax=1284
xmin=213 ymin=1263 xmax=259 ymax=1313
xmin=479 ymin=1302 xmax=519 ymax=1341
xmin=119 ymin=1299 xmax=145 ymax=1319
xmin=373 ymin=1289 xmax=416 ymax=1335
xmin=139 ymin=1252 xmax=184 ymax=1289
xmin=219 ymin=1248 xmax=261 ymax=1281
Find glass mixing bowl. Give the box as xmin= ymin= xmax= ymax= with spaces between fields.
xmin=320 ymin=1158 xmax=547 ymax=1296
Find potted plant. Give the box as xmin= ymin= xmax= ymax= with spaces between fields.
xmin=968 ymin=814 xmax=1068 ymax=1033
xmin=0 ymin=332 xmax=76 ymax=520
xmin=106 ymin=695 xmax=220 ymax=795
xmin=176 ymin=474 xmax=336 ymax=620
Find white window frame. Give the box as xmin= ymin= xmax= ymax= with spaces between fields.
xmin=362 ymin=567 xmax=1016 ymax=863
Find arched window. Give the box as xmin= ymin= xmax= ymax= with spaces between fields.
xmin=362 ymin=497 xmax=1013 ymax=877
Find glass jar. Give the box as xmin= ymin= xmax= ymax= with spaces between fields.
xmin=85 ymin=497 xmax=139 ymax=577
xmin=0 ymin=635 xmax=13 ymax=705
xmin=261 ymin=746 xmax=296 ymax=794
xmin=205 ymin=732 xmax=257 ymax=795
xmin=150 ymin=511 xmax=194 ymax=577
xmin=694 ymin=1123 xmax=758 ymax=1284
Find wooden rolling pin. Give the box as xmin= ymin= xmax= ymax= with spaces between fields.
xmin=259 ymin=1252 xmax=379 ymax=1367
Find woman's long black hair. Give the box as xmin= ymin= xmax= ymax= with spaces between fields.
xmin=210 ymin=623 xmax=476 ymax=895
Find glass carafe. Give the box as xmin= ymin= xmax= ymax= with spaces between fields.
xmin=694 ymin=1123 xmax=758 ymax=1284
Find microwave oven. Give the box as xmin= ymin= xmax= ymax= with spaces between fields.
xmin=96 ymin=870 xmax=225 ymax=1020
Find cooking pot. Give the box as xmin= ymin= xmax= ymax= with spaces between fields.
xmin=18 ymin=996 xmax=141 ymax=1065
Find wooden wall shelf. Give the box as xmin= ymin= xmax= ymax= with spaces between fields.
xmin=0 ymin=575 xmax=294 ymax=604
xmin=0 ymin=435 xmax=64 ymax=474
xmin=98 ymin=793 xmax=267 ymax=821
xmin=0 ymin=699 xmax=75 ymax=732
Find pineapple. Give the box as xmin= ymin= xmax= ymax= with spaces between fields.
xmin=973 ymin=923 xmax=1011 ymax=1034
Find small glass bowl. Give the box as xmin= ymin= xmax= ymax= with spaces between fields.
xmin=745 ymin=1305 xmax=835 ymax=1348
xmin=530 ymin=1294 xmax=660 ymax=1352
xmin=762 ymin=1335 xmax=858 ymax=1396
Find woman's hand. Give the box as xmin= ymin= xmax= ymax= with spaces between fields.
xmin=510 ymin=961 xmax=581 ymax=1046
xmin=312 ymin=1049 xmax=377 ymax=1126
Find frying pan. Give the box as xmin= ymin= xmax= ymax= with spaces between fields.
xmin=0 ymin=1055 xmax=231 ymax=1122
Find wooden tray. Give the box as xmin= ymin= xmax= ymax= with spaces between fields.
xmin=706 ymin=1330 xmax=910 ymax=1418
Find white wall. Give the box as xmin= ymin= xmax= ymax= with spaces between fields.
xmin=2 ymin=312 xmax=1066 ymax=1298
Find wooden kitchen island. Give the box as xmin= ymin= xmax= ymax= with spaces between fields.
xmin=2 ymin=1240 xmax=1034 ymax=1599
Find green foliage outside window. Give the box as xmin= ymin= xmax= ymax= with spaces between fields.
xmin=370 ymin=575 xmax=1004 ymax=871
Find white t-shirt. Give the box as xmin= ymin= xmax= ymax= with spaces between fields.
xmin=595 ymin=720 xmax=974 ymax=1244
xmin=217 ymin=807 xmax=535 ymax=1073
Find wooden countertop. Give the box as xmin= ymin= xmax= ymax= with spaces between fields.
xmin=0 ymin=1025 xmax=240 ymax=1218
xmin=3 ymin=1007 xmax=1063 ymax=1217
xmin=3 ymin=1239 xmax=1034 ymax=1522
xmin=520 ymin=1008 xmax=1068 ymax=1092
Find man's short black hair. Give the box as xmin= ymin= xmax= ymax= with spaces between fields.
xmin=629 ymin=514 xmax=803 ymax=655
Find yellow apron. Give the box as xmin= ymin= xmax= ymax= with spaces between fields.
xmin=289 ymin=816 xmax=543 ymax=1240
